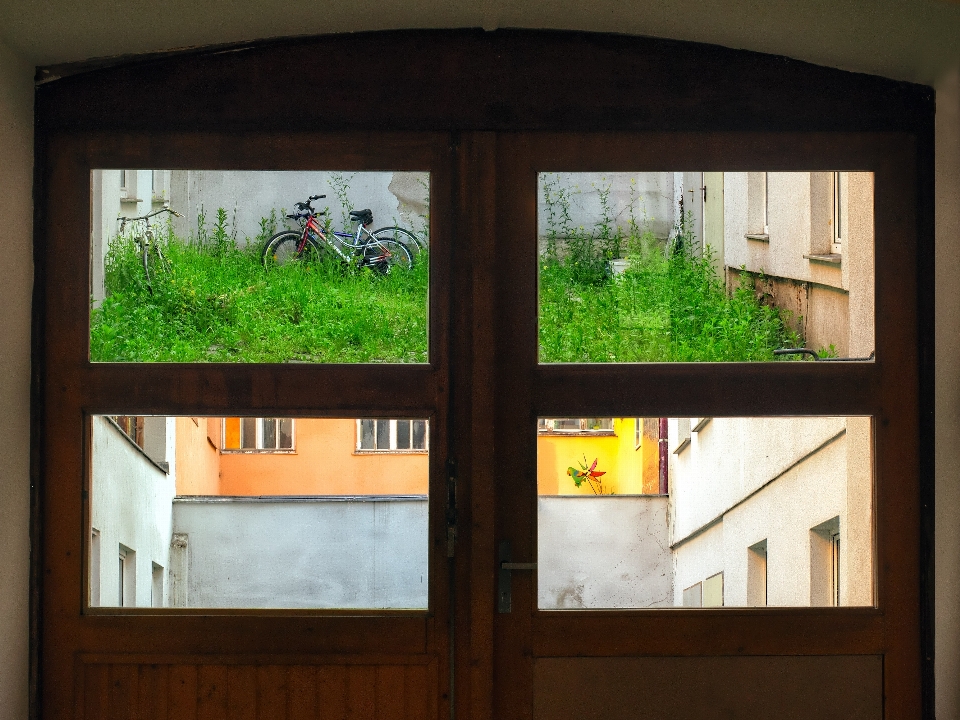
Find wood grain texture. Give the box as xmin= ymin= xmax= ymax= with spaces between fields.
xmin=534 ymin=656 xmax=883 ymax=720
xmin=78 ymin=661 xmax=436 ymax=720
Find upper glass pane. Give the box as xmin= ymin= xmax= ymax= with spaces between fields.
xmin=538 ymin=172 xmax=875 ymax=362
xmin=90 ymin=170 xmax=429 ymax=363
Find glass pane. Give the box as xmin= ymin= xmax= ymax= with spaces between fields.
xmin=261 ymin=418 xmax=277 ymax=449
xmin=377 ymin=419 xmax=390 ymax=450
xmin=90 ymin=170 xmax=429 ymax=363
xmin=278 ymin=418 xmax=294 ymax=449
xmin=360 ymin=419 xmax=375 ymax=450
xmin=396 ymin=420 xmax=411 ymax=449
xmin=240 ymin=418 xmax=257 ymax=449
xmin=88 ymin=415 xmax=429 ymax=609
xmin=537 ymin=416 xmax=873 ymax=608
xmin=538 ymin=172 xmax=875 ymax=363
xmin=412 ymin=420 xmax=427 ymax=450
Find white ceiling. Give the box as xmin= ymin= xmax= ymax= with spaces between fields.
xmin=1 ymin=0 xmax=959 ymax=84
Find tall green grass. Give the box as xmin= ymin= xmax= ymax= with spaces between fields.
xmin=538 ymin=221 xmax=801 ymax=363
xmin=91 ymin=231 xmax=429 ymax=363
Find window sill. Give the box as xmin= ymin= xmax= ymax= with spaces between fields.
xmin=674 ymin=437 xmax=691 ymax=454
xmin=803 ymin=253 xmax=841 ymax=265
xmin=744 ymin=233 xmax=769 ymax=242
xmin=354 ymin=449 xmax=429 ymax=455
xmin=537 ymin=431 xmax=617 ymax=437
xmin=220 ymin=449 xmax=297 ymax=455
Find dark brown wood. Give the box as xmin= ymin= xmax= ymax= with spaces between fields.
xmin=34 ymin=28 xmax=933 ymax=720
xmin=35 ymin=31 xmax=932 ymax=136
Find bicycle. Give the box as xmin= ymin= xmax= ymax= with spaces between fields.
xmin=117 ymin=206 xmax=183 ymax=294
xmin=261 ymin=195 xmax=418 ymax=273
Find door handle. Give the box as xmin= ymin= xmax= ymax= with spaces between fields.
xmin=498 ymin=540 xmax=537 ymax=613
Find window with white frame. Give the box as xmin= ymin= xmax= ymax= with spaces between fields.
xmin=222 ymin=417 xmax=295 ymax=452
xmin=832 ymin=171 xmax=844 ymax=254
xmin=356 ymin=419 xmax=428 ymax=452
xmin=538 ymin=418 xmax=614 ymax=434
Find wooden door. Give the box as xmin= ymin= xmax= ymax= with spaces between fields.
xmin=489 ymin=132 xmax=922 ymax=719
xmin=37 ymin=132 xmax=454 ymax=719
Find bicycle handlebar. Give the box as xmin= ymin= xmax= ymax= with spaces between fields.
xmin=118 ymin=206 xmax=183 ymax=223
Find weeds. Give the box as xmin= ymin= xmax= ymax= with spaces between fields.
xmin=92 ymin=216 xmax=428 ymax=363
xmin=539 ymin=176 xmax=802 ymax=362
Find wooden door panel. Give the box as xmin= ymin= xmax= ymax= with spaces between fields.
xmin=78 ymin=658 xmax=438 ymax=720
xmin=533 ymin=656 xmax=882 ymax=720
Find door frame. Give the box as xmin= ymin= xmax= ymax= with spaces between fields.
xmin=33 ymin=30 xmax=934 ymax=719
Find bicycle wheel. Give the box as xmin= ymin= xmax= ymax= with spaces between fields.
xmin=372 ymin=226 xmax=425 ymax=260
xmin=262 ymin=230 xmax=321 ymax=267
xmin=361 ymin=239 xmax=413 ymax=274
xmin=141 ymin=239 xmax=165 ymax=295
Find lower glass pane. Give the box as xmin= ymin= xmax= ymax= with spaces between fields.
xmin=88 ymin=415 xmax=429 ymax=610
xmin=537 ymin=416 xmax=873 ymax=608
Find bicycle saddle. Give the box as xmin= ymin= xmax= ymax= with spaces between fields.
xmin=350 ymin=209 xmax=374 ymax=225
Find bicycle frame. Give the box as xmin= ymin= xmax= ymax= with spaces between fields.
xmin=296 ymin=213 xmax=393 ymax=265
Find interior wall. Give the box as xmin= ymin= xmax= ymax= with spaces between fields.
xmin=0 ymin=38 xmax=33 ymax=720
xmin=937 ymin=65 xmax=960 ymax=720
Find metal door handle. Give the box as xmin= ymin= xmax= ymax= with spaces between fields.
xmin=498 ymin=541 xmax=536 ymax=613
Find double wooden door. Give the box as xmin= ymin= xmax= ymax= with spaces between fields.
xmin=35 ymin=31 xmax=928 ymax=720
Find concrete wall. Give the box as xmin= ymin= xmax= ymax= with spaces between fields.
xmin=537 ymin=172 xmax=677 ymax=242
xmin=0 ymin=37 xmax=32 ymax=720
xmin=170 ymin=496 xmax=428 ymax=609
xmin=669 ymin=417 xmax=873 ymax=606
xmin=168 ymin=170 xmax=429 ymax=243
xmin=538 ymin=496 xmax=672 ymax=609
xmin=90 ymin=417 xmax=177 ymax=607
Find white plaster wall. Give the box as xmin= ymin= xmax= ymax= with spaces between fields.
xmin=536 ymin=172 xmax=676 ymax=241
xmin=0 ymin=37 xmax=31 ymax=720
xmin=538 ymin=496 xmax=672 ymax=609
xmin=170 ymin=497 xmax=429 ymax=609
xmin=673 ymin=521 xmax=724 ymax=606
xmin=167 ymin=170 xmax=429 ymax=244
xmin=673 ymin=433 xmax=871 ymax=606
xmin=669 ymin=416 xmax=846 ymax=540
xmin=90 ymin=417 xmax=176 ymax=607
xmin=937 ymin=66 xmax=960 ymax=720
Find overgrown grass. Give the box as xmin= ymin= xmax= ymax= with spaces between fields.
xmin=538 ymin=222 xmax=801 ymax=362
xmin=91 ymin=231 xmax=428 ymax=363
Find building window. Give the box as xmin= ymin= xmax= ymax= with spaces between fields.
xmin=832 ymin=171 xmax=844 ymax=254
xmin=111 ymin=415 xmax=144 ymax=448
xmin=810 ymin=516 xmax=841 ymax=606
xmin=538 ymin=418 xmax=614 ymax=435
xmin=747 ymin=539 xmax=768 ymax=607
xmin=357 ymin=419 xmax=428 ymax=452
xmin=222 ymin=417 xmax=295 ymax=452
xmin=119 ymin=169 xmax=138 ymax=201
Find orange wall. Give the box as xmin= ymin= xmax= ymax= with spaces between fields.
xmin=537 ymin=418 xmax=660 ymax=495
xmin=216 ymin=418 xmax=429 ymax=496
xmin=174 ymin=417 xmax=221 ymax=495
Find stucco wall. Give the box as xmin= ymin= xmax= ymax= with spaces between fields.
xmin=90 ymin=417 xmax=177 ymax=607
xmin=669 ymin=416 xmax=848 ymax=540
xmin=672 ymin=426 xmax=872 ymax=606
xmin=217 ymin=418 xmax=429 ymax=496
xmin=0 ymin=38 xmax=32 ymax=720
xmin=168 ymin=170 xmax=429 ymax=243
xmin=170 ymin=496 xmax=428 ymax=608
xmin=173 ymin=417 xmax=220 ymax=495
xmin=538 ymin=496 xmax=672 ymax=609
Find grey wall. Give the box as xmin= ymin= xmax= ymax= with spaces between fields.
xmin=538 ymin=496 xmax=672 ymax=609
xmin=171 ymin=496 xmax=429 ymax=609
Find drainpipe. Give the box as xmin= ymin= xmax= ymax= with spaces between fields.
xmin=658 ymin=417 xmax=669 ymax=495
